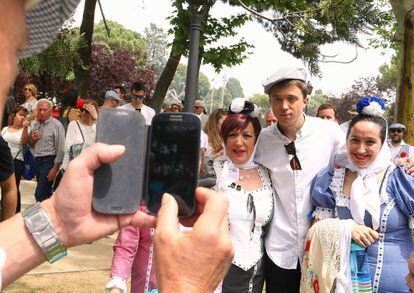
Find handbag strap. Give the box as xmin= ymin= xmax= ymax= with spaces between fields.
xmin=75 ymin=120 xmax=85 ymax=143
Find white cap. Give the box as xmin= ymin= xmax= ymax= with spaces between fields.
xmin=262 ymin=67 xmax=307 ymax=94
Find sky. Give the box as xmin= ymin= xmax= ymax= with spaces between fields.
xmin=73 ymin=0 xmax=393 ymax=97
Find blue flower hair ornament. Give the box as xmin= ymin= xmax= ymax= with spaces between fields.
xmin=356 ymin=97 xmax=385 ymax=117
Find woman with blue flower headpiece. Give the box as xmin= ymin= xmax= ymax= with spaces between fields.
xmin=304 ymin=97 xmax=414 ymax=292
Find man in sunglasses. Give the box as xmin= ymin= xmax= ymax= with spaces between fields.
xmin=254 ymin=67 xmax=346 ymax=292
xmin=120 ymin=81 xmax=155 ymax=125
xmin=388 ymin=123 xmax=414 ymax=162
xmin=100 ymin=90 xmax=121 ymax=109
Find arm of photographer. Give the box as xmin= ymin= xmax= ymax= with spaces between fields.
xmin=0 ymin=143 xmax=233 ymax=292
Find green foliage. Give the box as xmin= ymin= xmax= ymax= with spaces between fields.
xmin=226 ymin=77 xmax=244 ymax=98
xmin=368 ymin=0 xmax=399 ymax=52
xmin=20 ymin=28 xmax=85 ymax=80
xmin=204 ymin=86 xmax=232 ymax=111
xmin=144 ymin=23 xmax=169 ymax=79
xmin=93 ymin=20 xmax=147 ymax=56
xmin=306 ymin=89 xmax=328 ymax=116
xmin=168 ymin=1 xmax=252 ymax=71
xmin=227 ymin=0 xmax=388 ymax=75
xmin=378 ymin=54 xmax=399 ymax=90
xmin=249 ymin=93 xmax=270 ymax=111
xmin=169 ymin=64 xmax=211 ymax=99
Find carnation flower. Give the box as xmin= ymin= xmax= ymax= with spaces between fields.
xmin=76 ymin=97 xmax=85 ymax=109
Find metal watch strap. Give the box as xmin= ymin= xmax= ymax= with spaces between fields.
xmin=22 ymin=203 xmax=67 ymax=263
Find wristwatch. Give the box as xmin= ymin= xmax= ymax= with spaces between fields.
xmin=22 ymin=203 xmax=67 ymax=263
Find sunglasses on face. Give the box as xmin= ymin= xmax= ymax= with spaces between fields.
xmin=390 ymin=128 xmax=403 ymax=133
xmin=24 ymin=88 xmax=32 ymax=92
xmin=284 ymin=141 xmax=302 ymax=171
xmin=80 ymin=108 xmax=89 ymax=114
xmin=171 ymin=107 xmax=179 ymax=111
xmin=194 ymin=106 xmax=202 ymax=109
xmin=132 ymin=95 xmax=144 ymax=100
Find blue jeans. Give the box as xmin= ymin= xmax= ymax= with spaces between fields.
xmin=34 ymin=155 xmax=55 ymax=202
xmin=13 ymin=159 xmax=24 ymax=212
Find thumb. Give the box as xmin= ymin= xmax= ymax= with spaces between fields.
xmin=69 ymin=143 xmax=125 ymax=173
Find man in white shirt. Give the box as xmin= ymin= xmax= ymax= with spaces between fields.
xmin=255 ymin=67 xmax=346 ymax=292
xmin=120 ymin=81 xmax=155 ymax=125
xmin=388 ymin=123 xmax=414 ymax=162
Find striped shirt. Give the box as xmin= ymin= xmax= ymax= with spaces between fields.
xmin=32 ymin=117 xmax=65 ymax=165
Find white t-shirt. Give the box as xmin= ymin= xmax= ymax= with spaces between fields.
xmin=119 ymin=103 xmax=155 ymax=125
xmin=1 ymin=127 xmax=24 ymax=161
xmin=255 ymin=116 xmax=346 ymax=269
xmin=62 ymin=121 xmax=96 ymax=170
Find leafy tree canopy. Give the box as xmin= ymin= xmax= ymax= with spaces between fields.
xmin=226 ymin=77 xmax=244 ymax=99
xmin=169 ymin=64 xmax=211 ymax=99
xmin=226 ymin=0 xmax=389 ymax=75
xmin=93 ymin=20 xmax=147 ymax=56
xmin=144 ymin=23 xmax=169 ymax=79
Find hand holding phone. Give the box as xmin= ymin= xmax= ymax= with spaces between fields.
xmin=145 ymin=113 xmax=200 ymax=218
xmin=93 ymin=108 xmax=147 ymax=214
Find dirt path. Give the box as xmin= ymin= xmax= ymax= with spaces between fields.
xmin=4 ymin=270 xmax=126 ymax=292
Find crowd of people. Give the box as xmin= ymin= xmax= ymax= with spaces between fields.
xmin=1 ymin=1 xmax=414 ymax=293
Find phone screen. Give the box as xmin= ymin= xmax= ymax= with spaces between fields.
xmin=146 ymin=115 xmax=200 ymax=217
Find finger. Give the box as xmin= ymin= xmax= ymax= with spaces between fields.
xmin=368 ymin=229 xmax=380 ymax=240
xmin=156 ymin=193 xmax=180 ymax=232
xmin=120 ymin=211 xmax=157 ymax=229
xmin=364 ymin=233 xmax=374 ymax=244
xmin=193 ymin=189 xmax=229 ymax=233
xmin=70 ymin=143 xmax=125 ymax=173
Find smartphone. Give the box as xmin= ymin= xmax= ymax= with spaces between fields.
xmin=145 ymin=113 xmax=200 ymax=217
xmin=93 ymin=108 xmax=147 ymax=214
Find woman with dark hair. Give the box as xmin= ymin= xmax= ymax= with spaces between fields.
xmin=306 ymin=97 xmax=414 ymax=292
xmin=59 ymin=88 xmax=80 ymax=131
xmin=1 ymin=106 xmax=29 ymax=212
xmin=213 ymin=98 xmax=274 ymax=293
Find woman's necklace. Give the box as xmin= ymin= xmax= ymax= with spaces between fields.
xmin=239 ymin=169 xmax=254 ymax=181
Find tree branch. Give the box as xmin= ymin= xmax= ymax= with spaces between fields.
xmin=319 ymin=46 xmax=359 ymax=64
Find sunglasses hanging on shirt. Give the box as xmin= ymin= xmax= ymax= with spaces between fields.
xmin=284 ymin=141 xmax=302 ymax=171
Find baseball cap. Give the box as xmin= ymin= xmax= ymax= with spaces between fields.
xmin=389 ymin=123 xmax=406 ymax=130
xmin=262 ymin=67 xmax=307 ymax=94
xmin=105 ymin=90 xmax=121 ymax=102
xmin=19 ymin=0 xmax=81 ymax=58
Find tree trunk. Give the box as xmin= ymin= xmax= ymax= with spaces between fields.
xmin=151 ymin=46 xmax=182 ymax=112
xmin=75 ymin=0 xmax=97 ymax=97
xmin=395 ymin=5 xmax=414 ymax=144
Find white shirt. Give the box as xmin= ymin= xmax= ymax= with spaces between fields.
xmin=214 ymin=162 xmax=274 ymax=270
xmin=1 ymin=127 xmax=24 ymax=161
xmin=255 ymin=116 xmax=346 ymax=269
xmin=200 ymin=130 xmax=209 ymax=150
xmin=120 ymin=103 xmax=155 ymax=125
xmin=388 ymin=140 xmax=414 ymax=162
xmin=62 ymin=121 xmax=96 ymax=170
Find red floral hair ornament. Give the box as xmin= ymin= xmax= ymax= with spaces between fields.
xmin=401 ymin=152 xmax=407 ymax=158
xmin=76 ymin=97 xmax=85 ymax=109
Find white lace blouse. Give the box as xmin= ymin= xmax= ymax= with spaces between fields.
xmin=214 ymin=162 xmax=274 ymax=271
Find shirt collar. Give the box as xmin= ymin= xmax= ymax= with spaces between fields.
xmin=274 ymin=114 xmax=309 ymax=141
xmin=41 ymin=116 xmax=53 ymax=124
